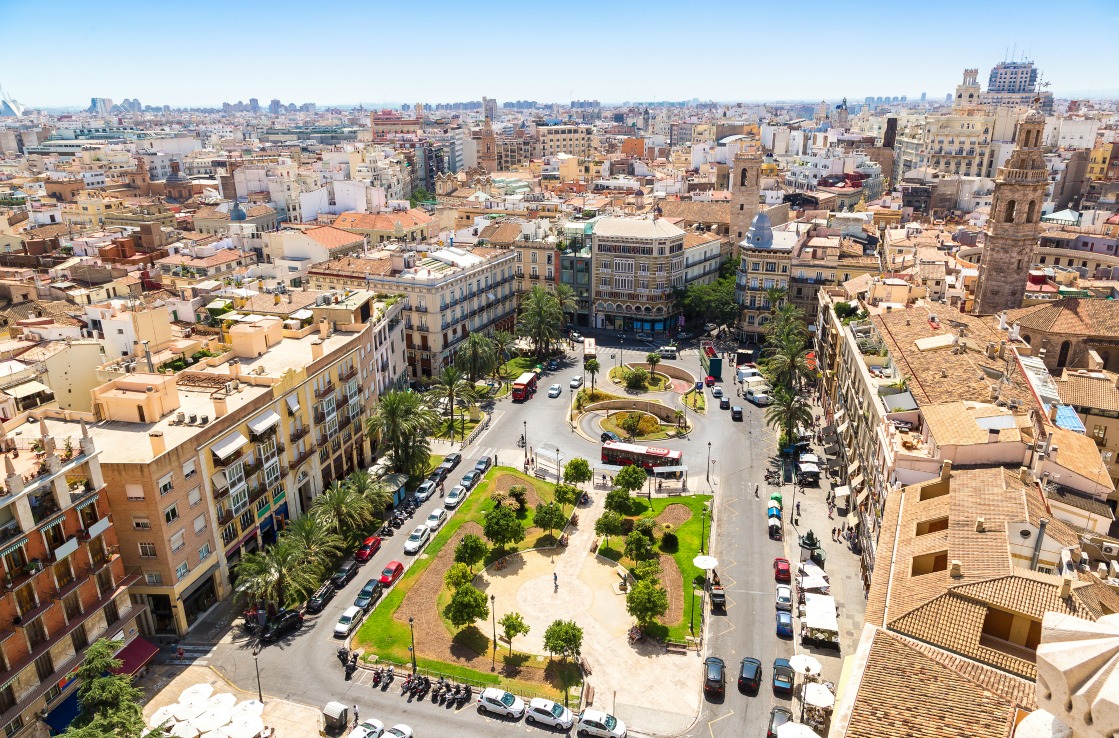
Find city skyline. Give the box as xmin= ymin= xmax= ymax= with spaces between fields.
xmin=3 ymin=0 xmax=1118 ymax=109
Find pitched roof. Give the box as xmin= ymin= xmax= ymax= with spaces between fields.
xmin=333 ymin=209 xmax=433 ymax=233
xmin=477 ymin=222 xmax=523 ymax=245
xmin=1056 ymin=368 xmax=1119 ymax=412
xmin=1003 ymin=298 xmax=1119 ymax=337
xmin=299 ymin=225 xmax=364 ymax=251
xmin=194 ymin=204 xmax=275 ymax=221
xmin=653 ymin=200 xmax=731 ymax=225
xmin=683 ymin=231 xmax=721 ymax=250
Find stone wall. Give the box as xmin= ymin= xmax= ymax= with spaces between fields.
xmin=585 ymin=399 xmax=680 ymax=424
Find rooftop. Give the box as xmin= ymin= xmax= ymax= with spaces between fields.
xmin=592 ymin=216 xmax=685 ymax=240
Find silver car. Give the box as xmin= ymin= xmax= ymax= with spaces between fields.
xmin=403 ymin=525 xmax=430 ymax=555
xmin=526 ymin=698 xmax=573 ymax=729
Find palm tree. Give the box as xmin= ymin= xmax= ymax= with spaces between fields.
xmin=458 ymin=332 xmax=495 ymax=383
xmin=311 ymin=480 xmax=373 ymax=539
xmin=766 ymin=335 xmax=812 ymax=391
xmin=347 ymin=469 xmax=394 ymax=521
xmin=365 ymin=390 xmax=438 ymax=477
xmin=233 ymin=539 xmax=318 ymax=608
xmin=584 ymin=358 xmax=600 ymax=394
xmin=280 ymin=516 xmax=343 ymax=575
xmin=764 ymin=386 xmax=814 ymax=448
xmin=490 ymin=330 xmax=515 ymax=381
xmin=517 ymin=285 xmax=563 ymax=357
xmin=764 ymin=286 xmax=788 ymax=312
xmin=646 ymin=351 xmax=661 ymax=376
xmin=427 ymin=366 xmax=480 ymax=441
xmin=553 ymin=283 xmax=577 ymax=321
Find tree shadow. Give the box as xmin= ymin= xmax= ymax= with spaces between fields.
xmin=449 ymin=625 xmax=488 ymax=660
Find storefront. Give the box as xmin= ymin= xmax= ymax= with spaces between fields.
xmin=182 ymin=566 xmax=219 ymax=629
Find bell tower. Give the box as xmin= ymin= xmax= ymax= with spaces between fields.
xmin=973 ymin=110 xmax=1047 ymax=315
xmin=478 ymin=118 xmax=497 ymax=174
xmin=730 ymin=149 xmax=762 ymax=250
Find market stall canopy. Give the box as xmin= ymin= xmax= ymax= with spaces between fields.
xmin=832 ymin=485 xmax=850 ymax=504
xmin=775 ymin=723 xmax=820 ymax=738
xmin=149 ymin=704 xmax=180 ymax=729
xmin=799 ymin=574 xmax=830 ymax=592
xmin=798 ymin=462 xmax=821 ymax=474
xmin=692 ymin=555 xmax=719 ymax=571
xmin=803 ymin=682 xmax=835 ymax=709
xmin=799 ymin=453 xmax=820 ymax=464
xmin=799 ymin=561 xmax=829 ymax=581
xmin=788 ymin=654 xmax=822 ymax=676
xmin=804 ymin=593 xmax=839 ymax=633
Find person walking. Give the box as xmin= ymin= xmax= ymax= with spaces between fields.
xmin=553 ymin=572 xmax=558 ymax=591
xmin=796 ymin=501 xmax=801 ymax=516
xmin=754 ymin=483 xmax=759 ymax=498
xmin=353 ymin=706 xmax=359 ymax=726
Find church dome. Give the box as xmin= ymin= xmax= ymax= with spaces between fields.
xmin=1023 ymin=109 xmax=1045 ymax=123
xmin=229 ymin=201 xmax=247 ymax=221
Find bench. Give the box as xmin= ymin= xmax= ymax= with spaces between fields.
xmin=580 ymin=656 xmax=592 ymax=675
xmin=583 ymin=684 xmax=594 ymax=706
xmin=665 ymin=640 xmax=689 ymax=654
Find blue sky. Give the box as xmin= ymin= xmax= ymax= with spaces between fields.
xmin=4 ymin=0 xmax=1117 ymax=108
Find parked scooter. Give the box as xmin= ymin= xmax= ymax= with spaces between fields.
xmin=337 ymin=647 xmax=349 ymax=666
xmin=457 ymin=684 xmax=472 ymax=707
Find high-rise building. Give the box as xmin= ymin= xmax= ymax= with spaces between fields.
xmin=482 ymin=96 xmax=497 ymax=121
xmin=988 ymin=60 xmax=1038 ymax=94
xmin=87 ymin=97 xmax=113 ymax=115
xmin=249 ymin=98 xmax=259 ymax=113
xmin=268 ymin=99 xmax=281 ymax=115
xmin=973 ymin=110 xmax=1048 ymax=315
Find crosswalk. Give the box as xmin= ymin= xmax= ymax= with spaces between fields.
xmin=161 ymin=643 xmax=214 ymax=667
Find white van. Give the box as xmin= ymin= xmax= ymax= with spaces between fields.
xmin=737 ymin=366 xmax=761 ymax=383
xmin=746 ymin=387 xmax=773 ymax=406
xmin=658 ymin=346 xmax=677 ymax=360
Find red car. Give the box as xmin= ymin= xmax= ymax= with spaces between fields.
xmin=705 ymin=375 xmax=716 ymax=387
xmin=355 ymin=536 xmax=382 ymax=562
xmin=379 ymin=561 xmax=404 ymax=586
xmin=773 ymin=558 xmax=791 ymax=582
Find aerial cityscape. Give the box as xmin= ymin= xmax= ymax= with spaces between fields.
xmin=1 ymin=3 xmax=1119 ymax=738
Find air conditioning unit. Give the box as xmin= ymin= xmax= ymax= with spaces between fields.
xmin=1102 ymin=543 xmax=1119 ymax=557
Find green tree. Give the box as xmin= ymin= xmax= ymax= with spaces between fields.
xmin=763 ymin=286 xmax=788 ymax=312
xmin=553 ymin=483 xmax=579 ymax=514
xmin=444 ymin=562 xmax=474 ymax=590
xmin=408 ymin=187 xmax=432 ymax=207
xmin=645 ymin=351 xmax=661 ymax=376
xmin=618 ymin=412 xmax=642 ymax=439
xmin=542 ymin=619 xmax=583 ymax=662
xmin=443 ymin=583 xmax=490 ymax=629
xmin=516 ymin=285 xmax=564 ymax=357
xmin=490 ymin=330 xmax=516 ymax=380
xmin=233 ymin=539 xmax=318 ymax=609
xmin=614 ymin=464 xmax=648 ymax=496
xmin=426 ymin=366 xmax=480 ymax=441
xmin=624 ymin=530 xmax=654 ymax=562
xmin=634 ymin=517 xmax=657 ymax=541
xmin=507 ymin=485 xmax=529 ymax=512
xmin=366 ymin=390 xmax=438 ymax=477
xmin=533 ymin=502 xmax=566 ymax=539
xmin=454 ymin=533 xmax=489 ymax=573
xmin=279 ymin=516 xmax=343 ymax=575
xmin=833 ymin=301 xmax=858 ymax=320
xmin=499 ymin=612 xmax=530 ymax=655
xmin=764 ymin=385 xmax=814 ymax=449
xmin=311 ymin=480 xmax=373 ymax=539
xmin=458 ymin=332 xmax=495 ymax=383
xmin=563 ymin=457 xmax=593 ymax=488
xmin=626 ymin=578 xmax=669 ymax=628
xmin=623 ymin=367 xmax=649 ymax=390
xmin=584 ymin=358 xmax=600 ymax=394
xmin=605 ymin=488 xmax=632 ymax=516
xmin=62 ymin=639 xmax=148 ymax=738
xmin=634 ymin=557 xmax=661 ymax=581
xmin=347 ymin=469 xmax=393 ymax=521
xmin=594 ymin=510 xmax=624 ymax=547
xmin=553 ymin=283 xmax=577 ymax=320
xmin=483 ymin=504 xmax=525 ymax=550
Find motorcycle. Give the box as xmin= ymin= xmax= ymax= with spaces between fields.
xmin=458 ymin=684 xmax=472 ymax=707
xmin=337 ymin=647 xmax=350 ymax=666
xmin=401 ymin=675 xmax=414 ymax=694
xmin=517 ymin=435 xmax=526 ymax=448
xmin=384 ymin=665 xmax=394 ymax=683
xmin=371 ymin=668 xmax=382 ymax=687
xmin=344 ymin=661 xmax=356 ymax=679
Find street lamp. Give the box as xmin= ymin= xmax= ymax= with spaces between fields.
xmin=700 ymin=504 xmax=709 ymax=554
xmin=254 ymin=652 xmax=263 ymax=703
xmin=408 ymin=616 xmax=417 ymax=673
xmin=490 ymin=594 xmax=497 ymax=671
xmin=523 ymin=420 xmax=528 ymax=461
xmin=706 ymin=442 xmax=712 ymax=484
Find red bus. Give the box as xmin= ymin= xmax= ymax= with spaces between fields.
xmin=601 ymin=441 xmax=683 ymax=471
xmin=512 ymin=372 xmax=538 ymax=401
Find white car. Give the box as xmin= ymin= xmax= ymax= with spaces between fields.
xmin=576 ymin=709 xmax=627 ymax=738
xmin=403 ymin=525 xmax=430 ymax=554
xmin=385 ymin=726 xmax=412 ymax=738
xmin=425 ymin=509 xmax=447 ymax=531
xmin=703 ymin=323 xmax=718 ymax=333
xmin=444 ymin=485 xmax=466 ymax=509
xmin=775 ymin=584 xmax=793 ymax=611
xmin=347 ymin=720 xmax=385 ymax=738
xmin=414 ymin=480 xmax=436 ymax=501
xmin=477 ymin=687 xmax=525 ymax=718
xmin=711 ymin=386 xmax=723 ymax=398
xmin=548 ymin=383 xmax=563 ymax=398
xmin=526 ymin=698 xmax=574 ymax=730
xmin=333 ymin=605 xmax=363 ymax=638
xmin=570 ymin=375 xmax=584 ymax=388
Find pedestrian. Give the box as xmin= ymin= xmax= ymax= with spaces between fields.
xmin=796 ymin=501 xmax=801 ymax=516
xmin=494 ymin=454 xmax=498 ymax=466
xmin=353 ymin=706 xmax=359 ymax=726
xmin=754 ymin=483 xmax=759 ymax=498
xmin=553 ymin=572 xmax=558 ymax=590
xmin=831 ymin=527 xmax=837 ymax=541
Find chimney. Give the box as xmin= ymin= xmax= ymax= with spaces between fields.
xmin=212 ymin=394 xmax=228 ymax=418
xmin=229 ymin=359 xmax=240 ymax=378
xmin=997 ymin=340 xmax=1007 ymax=360
xmin=318 ymin=318 xmax=331 ymax=339
xmin=1059 ymin=574 xmax=1073 ymax=598
xmin=975 ymin=517 xmax=986 ymax=533
xmin=148 ymin=431 xmax=166 ymax=456
xmin=311 ymin=339 xmax=324 ymax=361
xmin=1088 ymin=349 xmax=1104 ymax=371
xmin=1048 ymin=404 xmax=1058 ymax=422
xmin=939 ymin=459 xmax=953 ymax=483
xmin=950 ymin=560 xmax=962 ymax=577
xmin=1030 ymin=517 xmax=1049 ymax=571
xmin=142 ymin=339 xmax=155 ymax=373
xmin=986 ymin=342 xmax=997 ymax=359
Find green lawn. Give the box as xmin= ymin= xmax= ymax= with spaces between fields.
xmin=600 ymin=412 xmax=678 ymax=441
xmin=682 ymin=389 xmax=707 ymax=414
xmin=607 ymin=366 xmax=670 ymax=392
xmin=502 ymin=355 xmax=538 ymax=379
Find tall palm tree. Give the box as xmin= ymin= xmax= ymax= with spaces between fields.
xmin=348 ymin=469 xmax=394 ymax=521
xmin=764 ymin=386 xmax=814 ymax=448
xmin=233 ymin=539 xmax=318 ymax=608
xmin=490 ymin=330 xmax=515 ymax=376
xmin=458 ymin=332 xmax=495 ymax=383
xmin=365 ymin=390 xmax=438 ymax=477
xmin=584 ymin=358 xmax=600 ymax=394
xmin=646 ymin=351 xmax=661 ymax=376
xmin=311 ymin=480 xmax=373 ymax=540
xmin=517 ymin=285 xmax=563 ymax=357
xmin=553 ymin=283 xmax=577 ymax=320
xmin=280 ymin=516 xmax=343 ymax=575
xmin=766 ymin=335 xmax=812 ymax=391
xmin=427 ymin=366 xmax=480 ymax=441
xmin=764 ymin=286 xmax=788 ymax=312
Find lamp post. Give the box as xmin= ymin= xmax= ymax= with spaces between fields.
xmin=523 ymin=420 xmax=528 ymax=462
xmin=700 ymin=504 xmax=708 ymax=554
xmin=490 ymin=594 xmax=497 ymax=671
xmin=706 ymin=442 xmax=712 ymax=484
xmin=408 ymin=616 xmax=417 ymax=673
xmin=254 ymin=652 xmax=263 ymax=703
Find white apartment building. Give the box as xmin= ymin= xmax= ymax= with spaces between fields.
xmin=536 ymin=125 xmax=593 ymax=159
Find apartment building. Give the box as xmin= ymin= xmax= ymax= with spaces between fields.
xmin=789 ymin=233 xmax=881 ymax=323
xmin=332 ymin=209 xmax=433 ymax=244
xmin=0 ymin=412 xmax=147 ymax=738
xmin=514 ymin=237 xmax=559 ymax=295
xmin=734 ymin=213 xmax=806 ymax=343
xmin=76 ymin=290 xmax=404 ymax=637
xmin=536 ymin=125 xmax=593 ymax=160
xmin=590 ymin=216 xmax=685 ymax=335
xmin=894 ymin=107 xmax=1017 ymax=180
xmin=307 ymin=247 xmax=516 ymax=380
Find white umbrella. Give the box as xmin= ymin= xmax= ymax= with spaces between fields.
xmin=200 ymin=730 xmax=230 ymax=738
xmin=191 ymin=706 xmax=233 ymax=734
xmin=692 ymin=554 xmax=719 ymax=571
xmin=149 ymin=704 xmax=180 ymax=728
xmin=180 ymin=684 xmax=215 ymax=702
xmin=230 ymin=700 xmax=264 ymax=721
xmin=225 ymin=714 xmax=265 ymax=738
xmin=173 ymin=699 xmax=208 ymax=722
xmin=171 ymin=722 xmax=201 ymax=738
xmin=788 ymin=654 xmax=823 ymax=676
xmin=207 ymin=693 xmax=237 ymax=710
xmin=776 ymin=723 xmax=819 ymax=738
xmin=804 ymin=682 xmax=835 ymax=709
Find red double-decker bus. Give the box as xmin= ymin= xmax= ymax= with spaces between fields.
xmin=601 ymin=441 xmax=683 ymax=471
xmin=512 ymin=372 xmax=538 ymax=401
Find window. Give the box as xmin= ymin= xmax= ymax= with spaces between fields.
xmin=158 ymin=474 xmax=173 ymax=495
xmin=199 ymin=543 xmax=212 ymax=562
xmin=183 ymin=459 xmax=196 ymax=479
xmin=1093 ymin=425 xmax=1107 ymax=443
xmin=132 ymin=517 xmax=151 ymax=530
xmin=138 ymin=542 xmax=157 ymax=559
xmin=170 ymin=531 xmax=185 ymax=553
xmin=164 ymin=503 xmax=179 ymax=524
xmin=125 ymin=484 xmax=144 ymax=501
xmin=194 ymin=514 xmax=207 ymax=534
xmin=145 ymin=571 xmax=163 ymax=586
xmin=175 ymin=562 xmax=189 ymax=581
xmin=188 ymin=487 xmax=202 ymax=507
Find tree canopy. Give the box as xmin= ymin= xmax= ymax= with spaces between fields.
xmin=454 ymin=533 xmax=489 ymax=573
xmin=499 ymin=612 xmax=530 ymax=655
xmin=444 ymin=583 xmax=490 ymax=628
xmin=62 ymin=639 xmax=148 ymax=738
xmin=542 ymin=619 xmax=584 ymax=660
xmin=533 ymin=502 xmax=566 ymax=538
xmin=483 ymin=504 xmax=525 ymax=549
xmin=626 ymin=578 xmax=669 ymax=628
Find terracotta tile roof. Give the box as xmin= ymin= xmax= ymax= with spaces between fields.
xmin=1046 ymin=426 xmax=1114 ymax=491
xmin=653 ymin=200 xmax=730 ymax=225
xmin=156 ymin=250 xmax=247 ymax=268
xmin=236 ymin=290 xmax=327 ymax=315
xmin=683 ymin=231 xmax=721 ymax=250
xmin=1056 ymin=368 xmax=1119 ymax=412
xmin=299 ymin=225 xmax=365 ymax=251
xmin=477 ymin=222 xmax=523 ymax=245
xmin=308 ymin=254 xmax=395 ymax=278
xmin=333 ymin=209 xmax=432 ymax=233
xmin=922 ymin=401 xmax=1028 ymax=446
xmin=1002 ymin=298 xmax=1119 ymax=337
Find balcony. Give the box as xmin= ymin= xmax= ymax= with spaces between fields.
xmin=315 ymin=382 xmax=335 ymax=399
xmin=413 ymin=305 xmax=428 ymax=313
xmin=217 ymin=508 xmax=234 ymax=526
xmin=212 ymin=448 xmax=244 ymax=468
xmin=339 ymin=366 xmax=357 ymax=382
xmin=290 ymin=425 xmax=309 ymax=443
xmin=293 ymin=448 xmax=315 ymax=468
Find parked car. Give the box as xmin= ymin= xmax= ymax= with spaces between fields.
xmin=703 ymin=323 xmax=717 ymax=332
xmin=461 ymin=470 xmax=482 ymax=489
xmin=731 ymin=406 xmax=743 ymax=421
xmin=773 ymin=557 xmax=791 ymax=582
xmin=260 ymin=609 xmax=303 ymax=643
xmin=307 ymin=582 xmax=335 ymax=613
xmin=601 ymin=431 xmax=621 ymax=443
xmin=767 ymin=707 xmax=793 ymax=738
xmin=738 ymin=657 xmax=762 ymax=693
xmin=331 ymin=560 xmax=360 ymax=589
xmin=772 ymin=658 xmax=795 ymax=694
xmin=445 ymin=485 xmax=467 ymax=509
xmin=403 ymin=525 xmax=430 ymax=554
xmin=474 ymin=457 xmax=492 ymax=474
xmin=711 ymin=386 xmax=723 ymax=398
xmin=525 ymin=698 xmax=574 ymax=730
xmin=354 ymin=579 xmax=384 ymax=612
xmin=547 ymin=360 xmax=559 ymax=371
xmin=775 ymin=584 xmax=793 ymax=611
xmin=347 ymin=720 xmax=385 ymax=738
xmin=385 ymin=726 xmax=412 ymax=738
xmin=444 ymin=452 xmax=462 ymax=470
xmin=427 ymin=466 xmax=448 ymax=485
xmin=635 ymin=333 xmax=651 ymax=342
xmin=776 ymin=610 xmax=794 ymax=638
xmin=705 ymin=375 xmax=716 ymax=387
xmin=477 ymin=687 xmax=525 ymax=719
xmin=355 ymin=535 xmax=382 ymax=562
xmin=434 ymin=460 xmax=455 ymax=481
xmin=719 ymin=397 xmax=731 ymax=410
xmin=548 ymin=384 xmax=563 ymax=398
xmin=333 ymin=605 xmax=363 ymax=638
xmin=747 ymin=388 xmax=773 ymax=406
xmin=571 ymin=331 xmax=582 ymax=342
xmin=570 ymin=375 xmax=584 ymax=388
xmin=575 ymin=709 xmax=627 ymax=738
xmin=703 ymin=657 xmax=725 ymax=697
xmin=415 ymin=480 xmax=437 ymax=502
xmin=425 ymin=508 xmax=447 ymax=531
xmin=378 ymin=561 xmax=404 ymax=586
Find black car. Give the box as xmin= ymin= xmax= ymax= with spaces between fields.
xmin=330 ymin=560 xmax=360 ymax=589
xmin=474 ymin=456 xmax=492 ymax=474
xmin=731 ymin=406 xmax=743 ymax=421
xmin=767 ymin=706 xmax=793 ymax=738
xmin=703 ymin=657 xmax=725 ymax=697
xmin=307 ymin=582 xmax=335 ymax=613
xmin=354 ymin=579 xmax=384 ymax=612
xmin=444 ymin=453 xmax=462 ymax=470
xmin=719 ymin=397 xmax=731 ymax=410
xmin=601 ymin=431 xmax=621 ymax=443
xmin=260 ymin=609 xmax=303 ymax=643
xmin=428 ymin=466 xmax=448 ymax=486
xmin=738 ymin=657 xmax=762 ymax=693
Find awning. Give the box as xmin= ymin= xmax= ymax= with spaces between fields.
xmin=832 ymin=485 xmax=850 ymax=503
xmin=857 ymin=488 xmax=871 ymax=506
xmin=837 ymin=421 xmax=850 ymax=436
xmin=43 ymin=689 xmax=81 ymax=733
xmin=0 ymin=536 xmax=27 ymax=558
xmin=4 ymin=380 xmax=50 ymax=398
xmin=850 ymin=473 xmax=865 ymax=490
xmin=827 ymin=457 xmax=842 ymax=470
xmin=285 ymin=394 xmax=300 ymax=413
xmin=211 ymin=433 xmax=248 ymax=460
xmin=849 ymin=458 xmax=861 ymax=477
xmin=799 ymin=453 xmax=820 ymax=464
xmin=247 ymin=409 xmax=281 ymax=436
xmin=290 ymin=309 xmax=313 ymax=320
xmin=821 ymin=424 xmax=836 ymax=436
xmin=110 ymin=636 xmax=159 ymax=676
xmin=824 ymin=444 xmax=841 ymax=457
xmin=798 ymin=463 xmax=821 ymax=474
